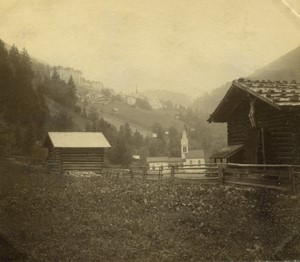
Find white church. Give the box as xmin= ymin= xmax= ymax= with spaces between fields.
xmin=147 ymin=130 xmax=205 ymax=170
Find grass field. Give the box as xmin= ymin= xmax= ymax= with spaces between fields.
xmin=1 ymin=160 xmax=300 ymax=261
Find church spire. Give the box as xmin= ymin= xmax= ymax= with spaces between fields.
xmin=181 ymin=130 xmax=189 ymax=159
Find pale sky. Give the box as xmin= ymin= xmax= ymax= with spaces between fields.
xmin=1 ymin=0 xmax=300 ymax=96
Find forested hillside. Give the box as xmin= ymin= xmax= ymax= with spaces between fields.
xmin=0 ymin=40 xmax=48 ymax=156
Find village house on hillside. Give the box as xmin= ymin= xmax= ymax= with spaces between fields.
xmin=51 ymin=66 xmax=82 ymax=85
xmin=148 ymin=99 xmax=163 ymax=110
xmin=44 ymin=132 xmax=111 ymax=174
xmin=147 ymin=130 xmax=205 ymax=169
xmin=209 ymin=78 xmax=300 ymax=164
xmin=127 ymin=95 xmax=137 ymax=106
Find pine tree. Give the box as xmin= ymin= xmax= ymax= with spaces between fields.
xmin=51 ymin=67 xmax=60 ymax=81
xmin=168 ymin=126 xmax=180 ymax=157
xmin=0 ymin=39 xmax=12 ymax=113
xmin=67 ymin=76 xmax=77 ymax=107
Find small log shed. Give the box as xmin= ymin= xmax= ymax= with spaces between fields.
xmin=44 ymin=132 xmax=111 ymax=174
xmin=208 ymin=78 xmax=300 ymax=164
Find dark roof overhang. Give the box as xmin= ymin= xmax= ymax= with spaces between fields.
xmin=207 ymin=80 xmax=281 ymax=123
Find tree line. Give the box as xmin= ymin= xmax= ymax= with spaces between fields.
xmin=85 ymin=111 xmax=182 ymax=167
xmin=0 ymin=40 xmax=48 ymax=155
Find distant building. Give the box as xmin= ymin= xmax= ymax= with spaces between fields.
xmin=94 ymin=94 xmax=109 ymax=105
xmin=147 ymin=157 xmax=169 ymax=170
xmin=51 ymin=66 xmax=82 ymax=85
xmin=148 ymin=99 xmax=162 ymax=110
xmin=127 ymin=96 xmax=137 ymax=106
xmin=181 ymin=130 xmax=189 ymax=159
xmin=91 ymin=81 xmax=103 ymax=90
xmin=185 ymin=150 xmax=205 ymax=166
xmin=132 ymin=155 xmax=140 ymax=160
xmin=146 ymin=130 xmax=205 ymax=169
xmin=44 ymin=132 xmax=111 ymax=174
xmin=81 ymin=79 xmax=104 ymax=90
xmin=180 ymin=130 xmax=206 ymax=165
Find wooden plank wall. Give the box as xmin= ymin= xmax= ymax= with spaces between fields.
xmin=227 ymin=103 xmax=252 ymax=146
xmin=60 ymin=148 xmax=104 ymax=174
xmin=47 ymin=148 xmax=104 ymax=174
xmin=255 ymin=102 xmax=298 ymax=164
xmin=227 ymin=99 xmax=300 ymax=164
xmin=47 ymin=148 xmax=60 ymax=174
xmin=260 ymin=113 xmax=296 ymax=164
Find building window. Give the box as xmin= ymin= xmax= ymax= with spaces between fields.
xmin=183 ymin=146 xmax=187 ymax=153
xmin=198 ymin=160 xmax=201 ymax=165
xmin=190 ymin=160 xmax=192 ymax=165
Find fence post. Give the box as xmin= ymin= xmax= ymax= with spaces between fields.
xmin=130 ymin=167 xmax=134 ymax=180
xmin=289 ymin=165 xmax=296 ymax=195
xmin=159 ymin=166 xmax=163 ymax=181
xmin=171 ymin=165 xmax=175 ymax=181
xmin=218 ymin=163 xmax=224 ymax=184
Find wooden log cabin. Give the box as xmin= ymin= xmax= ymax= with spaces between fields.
xmin=208 ymin=78 xmax=300 ymax=164
xmin=44 ymin=132 xmax=111 ymax=174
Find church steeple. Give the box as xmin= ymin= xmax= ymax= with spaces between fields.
xmin=181 ymin=130 xmax=189 ymax=159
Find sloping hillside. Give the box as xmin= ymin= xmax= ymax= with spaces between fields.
xmin=251 ymin=46 xmax=300 ymax=81
xmin=141 ymin=89 xmax=191 ymax=107
xmin=46 ymin=97 xmax=91 ymax=131
xmin=46 ymin=96 xmax=185 ymax=136
xmin=86 ymin=101 xmax=185 ymax=135
xmin=192 ymin=82 xmax=231 ymax=114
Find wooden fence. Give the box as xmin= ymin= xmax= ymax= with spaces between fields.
xmin=103 ymin=163 xmax=299 ymax=194
xmin=4 ymin=156 xmax=298 ymax=194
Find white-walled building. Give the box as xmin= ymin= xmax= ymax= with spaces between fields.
xmin=185 ymin=150 xmax=205 ymax=165
xmin=148 ymin=99 xmax=163 ymax=110
xmin=147 ymin=130 xmax=205 ymax=170
xmin=127 ymin=96 xmax=137 ymax=106
xmin=51 ymin=66 xmax=82 ymax=85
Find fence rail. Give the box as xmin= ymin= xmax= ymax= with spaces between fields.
xmin=6 ymin=155 xmax=298 ymax=194
xmin=103 ymin=163 xmax=299 ymax=194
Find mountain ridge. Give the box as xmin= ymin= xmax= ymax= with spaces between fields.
xmin=193 ymin=45 xmax=300 ymax=114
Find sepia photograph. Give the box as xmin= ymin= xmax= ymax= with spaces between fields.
xmin=1 ymin=0 xmax=300 ymax=260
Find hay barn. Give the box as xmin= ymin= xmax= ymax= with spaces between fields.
xmin=44 ymin=132 xmax=111 ymax=174
xmin=208 ymin=78 xmax=300 ymax=164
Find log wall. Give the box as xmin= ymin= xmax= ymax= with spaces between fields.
xmin=227 ymin=102 xmax=252 ymax=146
xmin=227 ymin=99 xmax=300 ymax=164
xmin=47 ymin=147 xmax=104 ymax=174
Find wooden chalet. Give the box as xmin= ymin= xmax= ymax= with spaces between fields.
xmin=44 ymin=132 xmax=111 ymax=174
xmin=208 ymin=78 xmax=300 ymax=165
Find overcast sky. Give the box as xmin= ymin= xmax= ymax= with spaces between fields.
xmin=1 ymin=0 xmax=300 ymax=96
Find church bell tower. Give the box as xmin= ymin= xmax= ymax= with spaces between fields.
xmin=181 ymin=130 xmax=189 ymax=159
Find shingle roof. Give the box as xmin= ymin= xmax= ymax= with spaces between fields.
xmin=146 ymin=157 xmax=184 ymax=163
xmin=168 ymin=157 xmax=185 ymax=163
xmin=210 ymin=145 xmax=243 ymax=159
xmin=208 ymin=78 xmax=300 ymax=123
xmin=235 ymin=78 xmax=300 ymax=107
xmin=185 ymin=150 xmax=205 ymax=159
xmin=147 ymin=157 xmax=169 ymax=163
xmin=47 ymin=132 xmax=111 ymax=148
